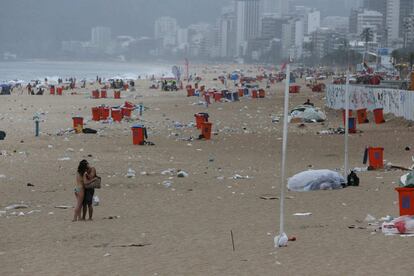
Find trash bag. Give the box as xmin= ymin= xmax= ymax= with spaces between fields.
xmin=82 ymin=128 xmax=97 ymax=134
xmin=400 ymin=171 xmax=414 ymax=187
xmin=287 ymin=169 xmax=345 ymax=192
xmin=0 ymin=131 xmax=5 ymax=140
xmin=347 ymin=171 xmax=359 ymax=186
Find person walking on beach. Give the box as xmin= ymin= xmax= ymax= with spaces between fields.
xmin=26 ymin=83 xmax=32 ymax=95
xmin=81 ymin=160 xmax=98 ymax=221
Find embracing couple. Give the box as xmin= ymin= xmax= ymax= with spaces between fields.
xmin=73 ymin=159 xmax=100 ymax=221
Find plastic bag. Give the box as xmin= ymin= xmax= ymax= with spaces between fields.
xmin=400 ymin=171 xmax=414 ymax=187
xmin=287 ymin=170 xmax=345 ymax=192
xmin=93 ymin=195 xmax=100 ymax=206
xmin=382 ymin=216 xmax=414 ymax=234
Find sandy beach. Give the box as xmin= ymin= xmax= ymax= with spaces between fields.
xmin=1 ymin=64 xmax=413 ymax=276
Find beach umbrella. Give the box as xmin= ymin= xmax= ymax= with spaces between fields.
xmin=275 ymin=64 xmax=291 ymax=247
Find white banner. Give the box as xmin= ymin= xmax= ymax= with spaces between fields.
xmin=326 ymin=85 xmax=414 ymax=121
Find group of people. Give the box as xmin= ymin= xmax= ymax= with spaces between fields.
xmin=73 ymin=160 xmax=98 ymax=222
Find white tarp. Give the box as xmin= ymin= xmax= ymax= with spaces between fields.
xmin=287 ymin=169 xmax=345 ymax=192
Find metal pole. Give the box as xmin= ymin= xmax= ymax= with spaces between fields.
xmin=279 ymin=64 xmax=290 ymax=236
xmin=35 ymin=120 xmax=39 ymax=137
xmin=344 ymin=71 xmax=350 ymax=183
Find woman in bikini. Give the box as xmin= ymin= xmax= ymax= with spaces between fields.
xmin=73 ymin=160 xmax=88 ymax=221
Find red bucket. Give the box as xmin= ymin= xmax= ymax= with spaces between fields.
xmin=131 ymin=126 xmax=146 ymax=145
xmin=100 ymin=107 xmax=110 ymax=120
xmin=111 ymin=109 xmax=122 ymax=122
xmin=201 ymin=122 xmax=212 ymax=140
xmin=122 ymin=107 xmax=133 ymax=117
xmin=259 ymin=89 xmax=265 ymax=98
xmin=114 ymin=90 xmax=121 ymax=99
xmin=368 ymin=147 xmax=384 ymax=169
xmin=57 ymin=87 xmax=63 ymax=96
xmin=50 ymin=87 xmax=55 ymax=95
xmin=373 ymin=108 xmax=385 ymax=124
xmin=395 ymin=187 xmax=414 ymax=216
xmin=72 ymin=117 xmax=83 ymax=133
xmin=100 ymin=90 xmax=107 ymax=98
xmin=214 ymin=92 xmax=222 ymax=102
xmin=195 ymin=113 xmax=209 ymax=129
xmin=251 ymin=90 xmax=258 ymax=98
xmin=92 ymin=107 xmax=100 ymax=121
xmin=92 ymin=90 xmax=99 ymax=99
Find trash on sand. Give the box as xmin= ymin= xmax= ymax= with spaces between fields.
xmin=317 ymin=128 xmax=345 ymax=135
xmin=4 ymin=204 xmax=29 ymax=210
xmin=126 ymin=168 xmax=136 ymax=178
xmin=400 ymin=171 xmax=414 ymax=187
xmin=103 ymin=216 xmax=120 ymax=219
xmin=162 ymin=181 xmax=172 ymax=188
xmin=364 ymin=214 xmax=376 ymax=222
xmin=161 ymin=168 xmax=175 ymax=175
xmin=57 ymin=157 xmax=71 ymax=161
xmin=287 ymin=170 xmax=345 ymax=192
xmin=55 ymin=205 xmax=73 ymax=209
xmin=231 ymin=174 xmax=250 ymax=180
xmin=382 ymin=216 xmax=414 ymax=235
xmin=260 ymin=194 xmax=279 ymax=200
xmin=274 ymin=232 xmax=288 ymax=248
xmin=293 ymin=213 xmax=312 ymax=216
xmin=177 ymin=170 xmax=189 ymax=178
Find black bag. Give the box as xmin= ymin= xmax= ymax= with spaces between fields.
xmin=347 ymin=171 xmax=359 ymax=187
xmin=0 ymin=131 xmax=5 ymax=140
xmin=83 ymin=128 xmax=97 ymax=134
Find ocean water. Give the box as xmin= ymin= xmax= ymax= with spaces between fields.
xmin=0 ymin=61 xmax=171 ymax=83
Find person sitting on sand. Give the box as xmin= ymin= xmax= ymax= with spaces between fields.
xmin=81 ymin=160 xmax=98 ymax=221
xmin=303 ymin=99 xmax=314 ymax=106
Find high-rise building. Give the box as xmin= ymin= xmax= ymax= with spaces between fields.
xmin=306 ymin=10 xmax=320 ymax=35
xmin=261 ymin=16 xmax=285 ymax=39
xmin=154 ymin=17 xmax=178 ymax=39
xmin=362 ymin=0 xmax=387 ymax=30
xmin=219 ymin=12 xmax=237 ymax=57
xmin=260 ymin=0 xmax=289 ymax=18
xmin=91 ymin=26 xmax=111 ymax=47
xmin=400 ymin=0 xmax=414 ymax=37
xmin=386 ymin=0 xmax=401 ymax=44
xmin=235 ymin=0 xmax=260 ymax=56
xmin=362 ymin=0 xmax=387 ymax=16
xmin=281 ymin=17 xmax=304 ymax=59
xmin=356 ymin=10 xmax=383 ymax=35
xmin=404 ymin=13 xmax=414 ymax=46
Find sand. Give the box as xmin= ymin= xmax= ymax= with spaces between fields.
xmin=1 ymin=64 xmax=413 ymax=276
